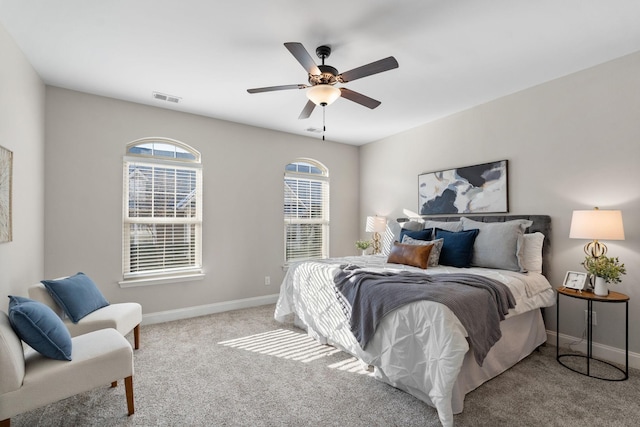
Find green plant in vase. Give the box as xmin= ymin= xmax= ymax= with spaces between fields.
xmin=355 ymin=240 xmax=372 ymax=255
xmin=582 ymin=255 xmax=626 ymax=296
xmin=582 ymin=255 xmax=626 ymax=283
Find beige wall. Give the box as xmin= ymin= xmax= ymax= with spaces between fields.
xmin=43 ymin=87 xmax=359 ymax=314
xmin=0 ymin=25 xmax=46 ymax=311
xmin=360 ymin=51 xmax=640 ymax=354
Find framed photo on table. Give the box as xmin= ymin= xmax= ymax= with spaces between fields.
xmin=562 ymin=271 xmax=589 ymax=290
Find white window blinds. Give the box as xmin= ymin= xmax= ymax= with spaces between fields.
xmin=123 ymin=139 xmax=202 ymax=280
xmin=284 ymin=160 xmax=329 ymax=263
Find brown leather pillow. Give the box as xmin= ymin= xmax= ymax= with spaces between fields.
xmin=387 ymin=241 xmax=433 ymax=269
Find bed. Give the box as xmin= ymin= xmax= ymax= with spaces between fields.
xmin=274 ymin=215 xmax=554 ymax=426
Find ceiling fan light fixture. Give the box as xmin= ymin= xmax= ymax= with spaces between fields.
xmin=306 ymin=84 xmax=341 ymax=106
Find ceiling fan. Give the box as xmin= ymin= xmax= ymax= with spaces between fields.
xmin=247 ymin=42 xmax=399 ymax=120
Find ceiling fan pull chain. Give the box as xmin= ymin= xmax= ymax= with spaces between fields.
xmin=322 ymin=106 xmax=326 ymax=141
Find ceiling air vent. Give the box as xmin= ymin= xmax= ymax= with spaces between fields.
xmin=153 ymin=91 xmax=181 ymax=103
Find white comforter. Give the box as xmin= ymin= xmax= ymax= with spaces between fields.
xmin=274 ymin=255 xmax=555 ymax=426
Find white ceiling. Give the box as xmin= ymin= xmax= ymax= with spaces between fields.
xmin=2 ymin=0 xmax=640 ymax=145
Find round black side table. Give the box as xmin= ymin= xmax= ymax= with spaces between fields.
xmin=556 ymin=287 xmax=629 ymax=381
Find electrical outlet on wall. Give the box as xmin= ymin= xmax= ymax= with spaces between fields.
xmin=264 ymin=276 xmax=271 ymax=286
xmin=584 ymin=310 xmax=597 ymax=326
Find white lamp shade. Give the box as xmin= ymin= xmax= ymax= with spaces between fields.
xmin=569 ymin=209 xmax=625 ymax=240
xmin=307 ymin=85 xmax=341 ymax=106
xmin=366 ymin=216 xmax=387 ymax=233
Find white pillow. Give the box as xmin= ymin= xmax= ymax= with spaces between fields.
xmin=401 ymin=236 xmax=444 ymax=267
xmin=521 ymin=232 xmax=545 ymax=273
xmin=381 ymin=220 xmax=401 ymax=256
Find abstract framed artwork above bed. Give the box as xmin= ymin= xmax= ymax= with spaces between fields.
xmin=418 ymin=159 xmax=508 ymax=215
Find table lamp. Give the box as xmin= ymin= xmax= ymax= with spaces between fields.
xmin=569 ymin=207 xmax=625 ymax=258
xmin=366 ymin=216 xmax=387 ymax=255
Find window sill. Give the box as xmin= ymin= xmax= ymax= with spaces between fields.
xmin=118 ymin=272 xmax=205 ymax=288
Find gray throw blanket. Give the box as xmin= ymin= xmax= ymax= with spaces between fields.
xmin=333 ymin=265 xmax=516 ymax=366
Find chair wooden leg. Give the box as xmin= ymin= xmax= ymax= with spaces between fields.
xmin=1 ymin=418 xmax=10 ymax=427
xmin=133 ymin=324 xmax=140 ymax=350
xmin=125 ymin=375 xmax=134 ymax=416
xmin=111 ymin=381 xmax=118 ymax=388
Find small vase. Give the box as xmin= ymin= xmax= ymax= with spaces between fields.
xmin=594 ymin=276 xmax=609 ymax=296
xmin=361 ymin=250 xmax=368 ymax=256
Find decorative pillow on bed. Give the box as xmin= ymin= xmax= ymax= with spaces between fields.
xmin=382 ymin=220 xmax=427 ymax=256
xmin=434 ymin=228 xmax=479 ymax=268
xmin=387 ymin=241 xmax=433 ymax=269
xmin=41 ymin=272 xmax=110 ymax=323
xmin=400 ymin=220 xmax=424 ymax=231
xmin=423 ymin=220 xmax=462 ymax=232
xmin=460 ymin=217 xmax=533 ymax=272
xmin=521 ymin=232 xmax=545 ymax=273
xmin=399 ymin=228 xmax=432 ymax=243
xmin=381 ymin=220 xmax=401 ymax=256
xmin=402 ymin=236 xmax=443 ymax=267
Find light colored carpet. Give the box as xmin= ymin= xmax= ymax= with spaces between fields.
xmin=10 ymin=304 xmax=640 ymax=426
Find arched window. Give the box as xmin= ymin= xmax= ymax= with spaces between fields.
xmin=284 ymin=159 xmax=329 ymax=263
xmin=122 ymin=138 xmax=202 ymax=285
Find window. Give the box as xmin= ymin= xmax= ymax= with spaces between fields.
xmin=284 ymin=159 xmax=329 ymax=263
xmin=122 ymin=138 xmax=202 ymax=285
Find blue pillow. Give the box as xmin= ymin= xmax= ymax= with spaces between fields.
xmin=399 ymin=228 xmax=432 ymax=242
xmin=41 ymin=272 xmax=110 ymax=323
xmin=8 ymin=295 xmax=72 ymax=361
xmin=435 ymin=228 xmax=480 ymax=268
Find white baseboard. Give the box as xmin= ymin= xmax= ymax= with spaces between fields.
xmin=141 ymin=294 xmax=280 ymax=325
xmin=546 ymin=329 xmax=640 ymax=370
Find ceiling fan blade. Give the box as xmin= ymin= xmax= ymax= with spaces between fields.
xmin=298 ymin=100 xmax=316 ymax=119
xmin=247 ymin=84 xmax=307 ymax=94
xmin=338 ymin=56 xmax=399 ymax=83
xmin=284 ymin=42 xmax=321 ymax=75
xmin=339 ymin=88 xmax=381 ymax=109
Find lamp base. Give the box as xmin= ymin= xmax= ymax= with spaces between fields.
xmin=584 ymin=240 xmax=607 ymax=258
xmin=372 ymin=232 xmax=381 ymax=255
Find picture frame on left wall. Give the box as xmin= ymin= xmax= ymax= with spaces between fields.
xmin=0 ymin=145 xmax=13 ymax=243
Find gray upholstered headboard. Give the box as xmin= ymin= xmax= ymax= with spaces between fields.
xmin=397 ymin=215 xmax=552 ymax=276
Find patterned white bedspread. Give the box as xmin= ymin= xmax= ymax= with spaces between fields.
xmin=274 ymin=255 xmax=555 ymax=426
